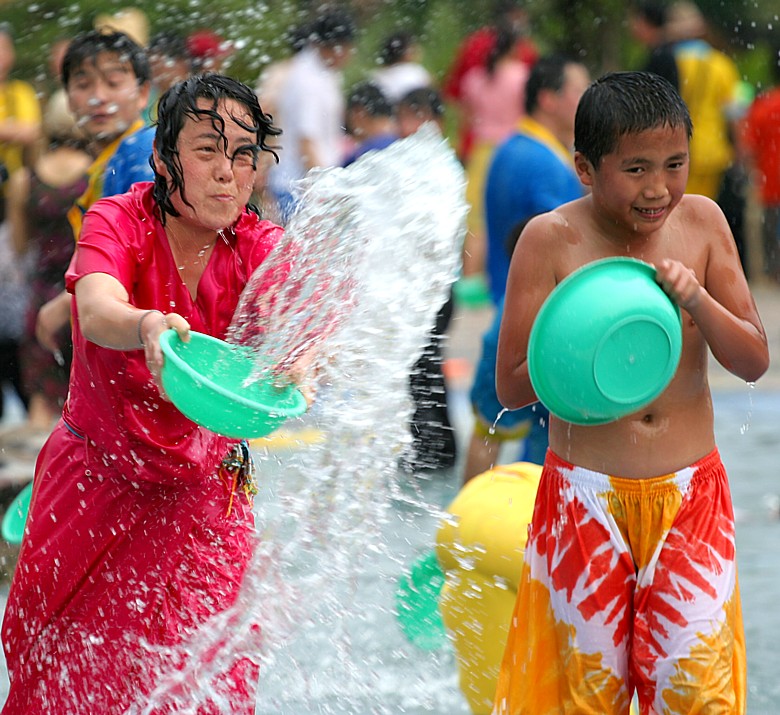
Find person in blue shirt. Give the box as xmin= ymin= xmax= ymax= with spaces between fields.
xmin=483 ymin=54 xmax=589 ymax=306
xmin=102 ymin=124 xmax=155 ymax=198
xmin=36 ymin=30 xmax=156 ymax=357
xmin=342 ymin=81 xmax=398 ymax=167
xmin=464 ymin=54 xmax=590 ymax=481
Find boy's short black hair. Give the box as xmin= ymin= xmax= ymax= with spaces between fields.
xmin=575 ymin=70 xmax=692 ymax=167
xmin=347 ymin=81 xmax=392 ymax=117
xmin=524 ymin=54 xmax=575 ymax=115
xmin=397 ymin=87 xmax=444 ymax=120
xmin=152 ymin=73 xmax=281 ymax=223
xmin=62 ymin=30 xmax=150 ymax=86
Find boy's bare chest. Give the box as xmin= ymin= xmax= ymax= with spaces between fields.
xmin=563 ymin=222 xmax=707 ymax=276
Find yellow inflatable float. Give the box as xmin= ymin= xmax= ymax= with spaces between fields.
xmin=436 ymin=462 xmax=542 ymax=715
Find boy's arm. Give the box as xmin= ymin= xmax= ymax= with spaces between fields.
xmin=655 ymin=198 xmax=769 ymax=383
xmin=496 ymin=215 xmax=559 ymax=409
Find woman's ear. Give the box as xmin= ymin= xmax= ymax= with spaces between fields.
xmin=151 ymin=143 xmax=165 ymax=178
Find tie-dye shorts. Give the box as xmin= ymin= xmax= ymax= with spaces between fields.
xmin=493 ymin=448 xmax=745 ymax=715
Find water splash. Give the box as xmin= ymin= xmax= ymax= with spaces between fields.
xmin=740 ymin=381 xmax=756 ymax=435
xmin=488 ymin=408 xmax=509 ymax=436
xmin=146 ymin=126 xmax=470 ymax=713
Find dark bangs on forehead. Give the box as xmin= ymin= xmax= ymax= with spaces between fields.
xmin=575 ymin=71 xmax=692 ymax=167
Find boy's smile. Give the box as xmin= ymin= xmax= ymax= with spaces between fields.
xmin=576 ymin=124 xmax=690 ymax=238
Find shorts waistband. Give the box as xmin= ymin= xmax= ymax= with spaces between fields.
xmin=545 ymin=448 xmax=722 ymax=494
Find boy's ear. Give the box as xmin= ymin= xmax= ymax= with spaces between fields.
xmin=574 ymin=151 xmax=594 ymax=187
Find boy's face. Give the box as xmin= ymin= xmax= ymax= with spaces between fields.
xmin=575 ymin=125 xmax=689 ymax=235
xmin=155 ymin=98 xmax=258 ymax=233
xmin=66 ymin=52 xmax=149 ymax=144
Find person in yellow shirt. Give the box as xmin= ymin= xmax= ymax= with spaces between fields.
xmin=667 ymin=1 xmax=741 ymax=199
xmin=0 ymin=24 xmax=42 ymax=218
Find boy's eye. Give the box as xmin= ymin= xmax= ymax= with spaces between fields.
xmin=104 ymin=72 xmax=128 ymax=87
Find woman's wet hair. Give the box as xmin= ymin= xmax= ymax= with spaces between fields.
xmin=575 ymin=71 xmax=692 ymax=167
xmin=152 ymin=73 xmax=281 ymax=223
xmin=61 ymin=30 xmax=150 ymax=86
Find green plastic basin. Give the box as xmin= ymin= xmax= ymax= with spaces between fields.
xmin=159 ymin=330 xmax=307 ymax=439
xmin=528 ymin=258 xmax=682 ymax=425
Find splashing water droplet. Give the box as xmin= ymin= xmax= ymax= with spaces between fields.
xmin=489 ymin=408 xmax=509 ymax=436
xmin=740 ymin=382 xmax=756 ymax=434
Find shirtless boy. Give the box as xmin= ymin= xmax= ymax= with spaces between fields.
xmin=493 ymin=71 xmax=768 ymax=715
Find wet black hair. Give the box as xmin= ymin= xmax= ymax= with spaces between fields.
xmin=524 ymin=53 xmax=575 ymax=115
xmin=575 ymin=70 xmax=692 ymax=168
xmin=397 ymin=87 xmax=444 ymax=120
xmin=379 ymin=31 xmax=413 ymax=66
xmin=151 ymin=73 xmax=282 ymax=223
xmin=347 ymin=81 xmax=392 ymax=117
xmin=61 ymin=30 xmax=150 ymax=86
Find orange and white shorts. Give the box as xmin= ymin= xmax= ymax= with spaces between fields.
xmin=493 ymin=449 xmax=745 ymax=715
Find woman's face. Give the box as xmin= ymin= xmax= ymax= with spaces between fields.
xmin=157 ymin=97 xmax=258 ymax=234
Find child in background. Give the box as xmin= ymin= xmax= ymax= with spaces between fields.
xmin=494 ymin=71 xmax=767 ymax=714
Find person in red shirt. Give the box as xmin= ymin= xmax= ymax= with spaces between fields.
xmin=442 ymin=0 xmax=538 ymax=163
xmin=1 ymin=75 xmax=291 ymax=714
xmin=742 ymin=54 xmax=780 ymax=282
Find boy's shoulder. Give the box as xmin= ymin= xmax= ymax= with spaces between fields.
xmin=672 ymin=193 xmax=726 ymax=226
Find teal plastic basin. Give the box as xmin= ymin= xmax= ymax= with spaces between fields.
xmin=159 ymin=330 xmax=307 ymax=439
xmin=2 ymin=482 xmax=32 ymax=545
xmin=528 ymin=258 xmax=682 ymax=425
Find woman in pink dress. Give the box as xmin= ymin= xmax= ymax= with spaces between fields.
xmin=460 ymin=26 xmax=529 ymax=278
xmin=2 ymin=75 xmax=292 ymax=714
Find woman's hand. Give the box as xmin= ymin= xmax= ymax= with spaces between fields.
xmin=284 ymin=346 xmax=319 ymax=408
xmin=139 ymin=310 xmax=190 ymax=399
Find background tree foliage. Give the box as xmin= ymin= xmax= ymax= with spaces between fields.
xmin=1 ymin=0 xmax=777 ymax=94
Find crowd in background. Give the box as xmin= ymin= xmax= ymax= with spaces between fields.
xmin=0 ymin=0 xmax=775 ymax=481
